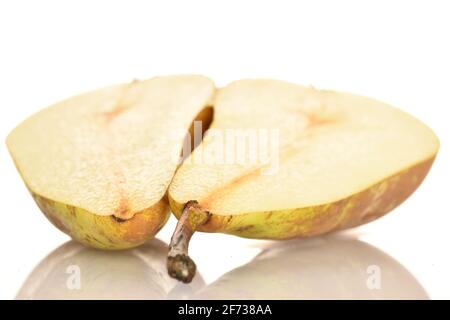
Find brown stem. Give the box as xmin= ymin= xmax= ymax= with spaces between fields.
xmin=167 ymin=200 xmax=210 ymax=283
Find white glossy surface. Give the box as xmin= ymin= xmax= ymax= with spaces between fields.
xmin=0 ymin=0 xmax=449 ymax=299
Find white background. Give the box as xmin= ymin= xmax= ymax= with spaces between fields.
xmin=0 ymin=0 xmax=449 ymax=299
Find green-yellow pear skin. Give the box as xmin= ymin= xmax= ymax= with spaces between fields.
xmin=169 ymin=157 xmax=434 ymax=240
xmin=32 ymin=193 xmax=169 ymax=250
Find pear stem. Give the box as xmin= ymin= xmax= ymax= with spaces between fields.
xmin=167 ymin=200 xmax=210 ymax=283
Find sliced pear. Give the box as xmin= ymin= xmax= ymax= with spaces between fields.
xmin=167 ymin=79 xmax=439 ymax=282
xmin=7 ymin=75 xmax=215 ymax=249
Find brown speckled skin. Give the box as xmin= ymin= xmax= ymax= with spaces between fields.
xmin=170 ymin=157 xmax=435 ymax=239
xmin=32 ymin=194 xmax=170 ymax=249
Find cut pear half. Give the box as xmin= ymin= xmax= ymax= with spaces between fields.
xmin=167 ymin=79 xmax=439 ymax=282
xmin=7 ymin=75 xmax=215 ymax=249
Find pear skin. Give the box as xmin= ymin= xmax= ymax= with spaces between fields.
xmin=169 ymin=157 xmax=434 ymax=239
xmin=33 ymin=193 xmax=169 ymax=249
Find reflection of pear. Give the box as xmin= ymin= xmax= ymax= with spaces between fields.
xmin=17 ymin=239 xmax=204 ymax=300
xmin=194 ymin=235 xmax=428 ymax=300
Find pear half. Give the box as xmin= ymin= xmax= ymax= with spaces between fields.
xmin=7 ymin=75 xmax=215 ymax=249
xmin=167 ymin=79 xmax=438 ymax=282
